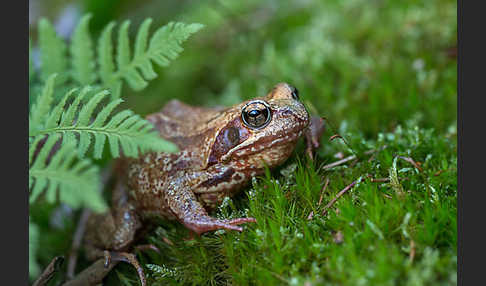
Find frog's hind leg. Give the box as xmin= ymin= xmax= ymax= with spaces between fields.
xmin=83 ymin=181 xmax=148 ymax=285
xmin=165 ymin=184 xmax=256 ymax=235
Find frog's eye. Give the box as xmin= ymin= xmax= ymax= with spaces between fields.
xmin=289 ymin=85 xmax=299 ymax=100
xmin=241 ymin=100 xmax=272 ymax=129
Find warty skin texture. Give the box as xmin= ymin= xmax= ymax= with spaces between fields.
xmin=82 ymin=82 xmax=325 ymax=286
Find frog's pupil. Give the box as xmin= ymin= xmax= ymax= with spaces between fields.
xmin=247 ymin=110 xmax=263 ymax=125
xmin=249 ymin=110 xmax=261 ymax=117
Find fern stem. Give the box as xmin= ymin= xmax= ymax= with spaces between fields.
xmin=31 ymin=126 xmax=155 ymax=138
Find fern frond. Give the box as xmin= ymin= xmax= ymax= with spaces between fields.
xmin=38 ymin=18 xmax=68 ymax=84
xmin=98 ymin=20 xmax=204 ymax=98
xmin=30 ymin=87 xmax=178 ymax=158
xmin=35 ymin=17 xmax=203 ymax=99
xmin=148 ymin=22 xmax=204 ymax=66
xmin=29 ymin=74 xmax=57 ymax=135
xmin=71 ymin=14 xmax=96 ymax=85
xmin=29 ymin=134 xmax=106 ymax=212
xmin=98 ymin=22 xmax=122 ymax=99
xmin=134 ymin=19 xmax=157 ymax=80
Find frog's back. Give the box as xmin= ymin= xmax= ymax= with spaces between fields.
xmin=146 ymin=99 xmax=226 ymax=152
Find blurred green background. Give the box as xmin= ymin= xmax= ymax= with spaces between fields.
xmin=29 ymin=0 xmax=457 ymax=284
xmin=30 ymin=0 xmax=457 ymax=137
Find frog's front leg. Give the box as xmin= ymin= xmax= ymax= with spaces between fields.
xmin=165 ymin=183 xmax=256 ymax=235
xmin=305 ymin=116 xmax=326 ymax=159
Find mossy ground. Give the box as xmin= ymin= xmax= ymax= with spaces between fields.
xmin=31 ymin=0 xmax=456 ymax=285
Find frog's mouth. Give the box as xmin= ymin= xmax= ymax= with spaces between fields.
xmin=221 ymin=112 xmax=309 ymax=162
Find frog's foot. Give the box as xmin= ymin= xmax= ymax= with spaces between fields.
xmin=184 ymin=216 xmax=257 ymax=235
xmin=135 ymin=244 xmax=160 ymax=254
xmin=103 ymin=251 xmax=146 ymax=286
xmin=305 ymin=116 xmax=326 ymax=160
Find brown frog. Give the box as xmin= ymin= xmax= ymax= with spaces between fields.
xmin=82 ymin=83 xmax=325 ymax=285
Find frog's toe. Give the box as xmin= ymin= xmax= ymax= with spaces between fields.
xmin=135 ymin=243 xmax=160 ymax=254
xmin=103 ymin=251 xmax=147 ymax=286
xmin=220 ymin=223 xmax=244 ymax=232
xmin=226 ymin=217 xmax=257 ymax=225
xmin=184 ymin=216 xmax=255 ymax=234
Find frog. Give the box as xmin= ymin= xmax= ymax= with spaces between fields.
xmin=82 ymin=82 xmax=325 ymax=285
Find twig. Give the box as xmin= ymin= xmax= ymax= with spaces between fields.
xmin=62 ymin=259 xmax=119 ymax=286
xmin=329 ymin=134 xmax=343 ymax=141
xmin=307 ymin=178 xmax=330 ymax=220
xmin=320 ymin=116 xmax=359 ymax=158
xmin=382 ymin=193 xmax=393 ymax=199
xmin=322 ymin=147 xmax=382 ymax=171
xmin=322 ymin=155 xmax=357 ymax=170
xmin=32 ymin=256 xmax=64 ymax=286
xmin=409 ymin=240 xmax=416 ymax=263
xmin=322 ymin=179 xmax=359 ymax=216
xmin=398 ymin=156 xmax=423 ymax=172
xmin=349 ymin=158 xmax=359 ymax=168
xmin=66 ymin=208 xmax=92 ymax=279
xmin=434 ymin=169 xmax=446 ymax=176
xmin=370 ymin=178 xmax=390 ymax=183
xmin=317 ymin=178 xmax=330 ymax=207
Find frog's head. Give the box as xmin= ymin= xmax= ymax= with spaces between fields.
xmin=207 ymin=83 xmax=310 ymax=169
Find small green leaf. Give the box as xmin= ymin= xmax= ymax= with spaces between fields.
xmin=117 ymin=21 xmax=132 ymax=69
xmin=29 ymin=74 xmax=57 ymax=136
xmin=134 ymin=18 xmax=153 ymax=58
xmin=98 ymin=22 xmax=116 ymax=86
xmin=38 ymin=18 xmax=67 ymax=84
xmin=71 ymin=14 xmax=96 ymax=85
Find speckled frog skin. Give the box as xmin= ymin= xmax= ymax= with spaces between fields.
xmin=83 ymin=83 xmax=324 ymax=285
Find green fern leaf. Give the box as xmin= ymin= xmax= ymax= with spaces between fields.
xmin=29 ymin=134 xmax=106 ymax=212
xmin=38 ymin=18 xmax=68 ymax=84
xmin=78 ymin=90 xmax=110 ymax=126
xmin=134 ymin=19 xmax=157 ymax=80
xmin=29 ymin=74 xmax=57 ymax=136
xmin=98 ymin=22 xmax=122 ymax=99
xmin=148 ymin=22 xmax=204 ymax=64
xmin=34 ymin=16 xmax=203 ymax=101
xmin=45 ymin=88 xmax=77 ymax=128
xmin=117 ymin=21 xmax=132 ymax=70
xmin=30 ymin=87 xmax=178 ymax=158
xmin=71 ymin=14 xmax=96 ymax=85
xmin=98 ymin=22 xmax=116 ymax=84
xmin=98 ymin=20 xmax=203 ymax=97
xmin=60 ymin=86 xmax=91 ymax=126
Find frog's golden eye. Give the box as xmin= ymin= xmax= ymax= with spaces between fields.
xmin=241 ymin=100 xmax=272 ymax=129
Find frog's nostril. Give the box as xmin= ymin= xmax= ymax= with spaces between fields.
xmin=290 ymin=86 xmax=299 ymax=100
